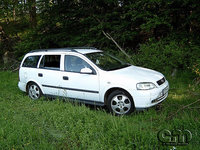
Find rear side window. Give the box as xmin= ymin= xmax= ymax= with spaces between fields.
xmin=22 ymin=55 xmax=41 ymax=68
xmin=39 ymin=55 xmax=61 ymax=70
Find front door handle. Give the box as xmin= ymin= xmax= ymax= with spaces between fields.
xmin=38 ymin=73 xmax=43 ymax=77
xmin=63 ymin=76 xmax=69 ymax=80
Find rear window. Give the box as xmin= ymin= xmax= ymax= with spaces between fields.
xmin=22 ymin=55 xmax=41 ymax=68
xmin=39 ymin=55 xmax=61 ymax=70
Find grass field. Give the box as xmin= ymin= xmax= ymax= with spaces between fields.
xmin=0 ymin=71 xmax=199 ymax=149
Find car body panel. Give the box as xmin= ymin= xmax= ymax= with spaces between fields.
xmin=18 ymin=48 xmax=169 ymax=111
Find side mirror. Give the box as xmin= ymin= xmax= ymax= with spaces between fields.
xmin=80 ymin=68 xmax=93 ymax=74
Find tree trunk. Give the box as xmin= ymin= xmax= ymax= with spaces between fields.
xmin=13 ymin=7 xmax=16 ymax=21
xmin=28 ymin=0 xmax=37 ymax=28
xmin=13 ymin=0 xmax=18 ymax=22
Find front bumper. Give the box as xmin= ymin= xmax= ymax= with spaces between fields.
xmin=132 ymin=80 xmax=169 ymax=110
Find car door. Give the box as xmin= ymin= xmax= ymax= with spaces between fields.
xmin=59 ymin=54 xmax=100 ymax=102
xmin=37 ymin=54 xmax=61 ymax=96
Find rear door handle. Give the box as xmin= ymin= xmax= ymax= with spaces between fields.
xmin=63 ymin=76 xmax=69 ymax=80
xmin=38 ymin=73 xmax=43 ymax=77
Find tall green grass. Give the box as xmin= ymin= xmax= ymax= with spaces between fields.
xmin=0 ymin=71 xmax=199 ymax=149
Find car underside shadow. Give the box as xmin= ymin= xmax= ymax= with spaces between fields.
xmin=43 ymin=95 xmax=108 ymax=113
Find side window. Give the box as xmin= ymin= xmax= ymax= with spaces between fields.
xmin=39 ymin=55 xmax=61 ymax=70
xmin=22 ymin=55 xmax=41 ymax=68
xmin=65 ymin=55 xmax=94 ymax=73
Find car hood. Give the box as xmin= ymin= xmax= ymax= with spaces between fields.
xmin=107 ymin=65 xmax=164 ymax=84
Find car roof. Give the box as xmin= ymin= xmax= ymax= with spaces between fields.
xmin=28 ymin=47 xmax=102 ymax=55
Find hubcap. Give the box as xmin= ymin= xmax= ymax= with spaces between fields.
xmin=29 ymin=85 xmax=40 ymax=100
xmin=111 ymin=94 xmax=131 ymax=115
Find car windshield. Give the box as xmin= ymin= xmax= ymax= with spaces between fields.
xmin=86 ymin=52 xmax=131 ymax=71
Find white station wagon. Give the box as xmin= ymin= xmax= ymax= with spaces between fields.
xmin=18 ymin=47 xmax=169 ymax=115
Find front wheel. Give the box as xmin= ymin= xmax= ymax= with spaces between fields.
xmin=28 ymin=83 xmax=42 ymax=100
xmin=107 ymin=90 xmax=134 ymax=115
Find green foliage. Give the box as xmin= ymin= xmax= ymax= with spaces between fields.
xmin=1 ymin=0 xmax=200 ymax=148
xmin=1 ymin=0 xmax=200 ymax=74
xmin=14 ymin=30 xmax=40 ymax=58
xmin=191 ymin=59 xmax=200 ymax=80
xmin=0 ymin=71 xmax=200 ymax=149
xmin=130 ymin=38 xmax=200 ymax=72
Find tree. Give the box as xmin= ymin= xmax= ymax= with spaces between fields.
xmin=28 ymin=0 xmax=36 ymax=28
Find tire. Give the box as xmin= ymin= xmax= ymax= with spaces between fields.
xmin=107 ymin=90 xmax=134 ymax=115
xmin=28 ymin=83 xmax=42 ymax=100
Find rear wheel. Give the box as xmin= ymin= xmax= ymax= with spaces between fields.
xmin=107 ymin=90 xmax=134 ymax=115
xmin=28 ymin=83 xmax=42 ymax=100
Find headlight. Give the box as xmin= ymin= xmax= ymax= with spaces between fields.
xmin=136 ymin=82 xmax=156 ymax=90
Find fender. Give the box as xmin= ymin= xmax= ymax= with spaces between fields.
xmin=100 ymin=83 xmax=135 ymax=104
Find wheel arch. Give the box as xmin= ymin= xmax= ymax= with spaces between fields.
xmin=104 ymin=87 xmax=135 ymax=107
xmin=26 ymin=80 xmax=43 ymax=94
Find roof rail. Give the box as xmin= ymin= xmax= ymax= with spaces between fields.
xmin=29 ymin=47 xmax=97 ymax=53
xmin=67 ymin=47 xmax=97 ymax=49
xmin=29 ymin=48 xmax=77 ymax=53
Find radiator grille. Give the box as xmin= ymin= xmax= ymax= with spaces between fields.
xmin=157 ymin=77 xmax=165 ymax=86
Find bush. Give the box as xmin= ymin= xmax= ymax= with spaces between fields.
xmin=131 ymin=38 xmax=200 ymax=72
xmin=14 ymin=30 xmax=45 ymax=59
xmin=191 ymin=59 xmax=200 ymax=82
